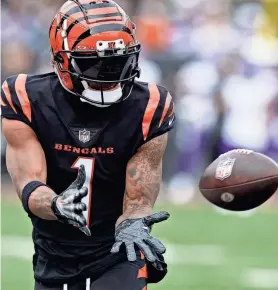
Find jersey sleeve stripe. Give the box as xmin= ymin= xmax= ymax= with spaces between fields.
xmin=137 ymin=263 xmax=148 ymax=279
xmin=2 ymin=81 xmax=17 ymax=113
xmin=142 ymin=83 xmax=160 ymax=141
xmin=15 ymin=74 xmax=32 ymax=122
xmin=159 ymin=92 xmax=172 ymax=127
xmin=168 ymin=103 xmax=175 ymax=118
xmin=0 ymin=95 xmax=7 ymax=106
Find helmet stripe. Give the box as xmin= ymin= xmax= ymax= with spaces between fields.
xmin=66 ymin=13 xmax=122 ymax=35
xmin=57 ymin=7 xmax=120 ymax=38
xmin=71 ymin=24 xmax=131 ymax=49
xmin=71 ymin=29 xmax=91 ymax=49
xmin=60 ymin=2 xmax=78 ymax=15
xmin=63 ymin=6 xmax=119 ymax=17
xmin=90 ymin=23 xmax=131 ymax=35
xmin=64 ymin=2 xmax=117 ymax=16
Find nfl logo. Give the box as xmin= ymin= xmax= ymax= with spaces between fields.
xmin=215 ymin=158 xmax=236 ymax=181
xmin=79 ymin=129 xmax=91 ymax=143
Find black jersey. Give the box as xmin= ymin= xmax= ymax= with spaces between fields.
xmin=1 ymin=72 xmax=175 ymax=261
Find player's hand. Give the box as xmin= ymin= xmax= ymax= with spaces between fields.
xmin=51 ymin=165 xmax=91 ymax=236
xmin=111 ymin=211 xmax=169 ymax=263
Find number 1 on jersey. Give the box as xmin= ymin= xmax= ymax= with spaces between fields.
xmin=72 ymin=157 xmax=95 ymax=226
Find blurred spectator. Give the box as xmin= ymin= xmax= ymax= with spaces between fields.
xmin=2 ymin=42 xmax=37 ymax=80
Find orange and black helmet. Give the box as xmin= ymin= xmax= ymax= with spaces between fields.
xmin=49 ymin=0 xmax=141 ymax=106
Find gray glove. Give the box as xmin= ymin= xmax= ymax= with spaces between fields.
xmin=51 ymin=165 xmax=91 ymax=236
xmin=111 ymin=211 xmax=170 ymax=262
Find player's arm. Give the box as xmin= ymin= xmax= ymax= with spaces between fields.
xmin=118 ymin=133 xmax=168 ymax=224
xmin=3 ymin=119 xmax=57 ymax=220
xmin=2 ymin=119 xmax=90 ymax=235
xmin=111 ymin=133 xmax=170 ymax=263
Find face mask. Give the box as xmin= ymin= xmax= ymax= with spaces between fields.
xmin=81 ymin=83 xmax=123 ymax=107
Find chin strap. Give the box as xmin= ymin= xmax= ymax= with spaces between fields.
xmin=81 ymin=82 xmax=123 ymax=107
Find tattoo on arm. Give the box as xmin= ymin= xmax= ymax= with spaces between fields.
xmin=118 ymin=134 xmax=168 ymax=224
xmin=28 ymin=187 xmax=57 ymax=220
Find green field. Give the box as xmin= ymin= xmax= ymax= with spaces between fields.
xmin=2 ymin=201 xmax=278 ymax=290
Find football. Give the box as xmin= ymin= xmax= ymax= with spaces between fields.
xmin=199 ymin=149 xmax=278 ymax=211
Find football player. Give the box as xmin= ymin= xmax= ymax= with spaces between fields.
xmin=1 ymin=1 xmax=175 ymax=289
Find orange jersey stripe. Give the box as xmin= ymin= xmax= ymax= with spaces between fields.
xmin=142 ymin=287 xmax=147 ymax=290
xmin=0 ymin=95 xmax=7 ymax=106
xmin=86 ymin=158 xmax=95 ymax=226
xmin=159 ymin=92 xmax=172 ymax=127
xmin=137 ymin=264 xmax=148 ymax=279
xmin=142 ymin=84 xmax=160 ymax=141
xmin=2 ymin=81 xmax=17 ymax=113
xmin=168 ymin=104 xmax=175 ymax=118
xmin=15 ymin=74 xmax=32 ymax=122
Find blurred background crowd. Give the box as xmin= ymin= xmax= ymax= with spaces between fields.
xmin=1 ymin=0 xmax=278 ymax=206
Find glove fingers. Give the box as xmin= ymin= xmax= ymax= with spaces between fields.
xmin=125 ymin=242 xmax=137 ymax=262
xmin=143 ymin=211 xmax=170 ymax=227
xmin=69 ymin=165 xmax=86 ymax=190
xmin=68 ymin=221 xmax=91 ymax=236
xmin=136 ymin=241 xmax=156 ymax=263
xmin=71 ymin=213 xmax=87 ymax=227
xmin=74 ymin=187 xmax=88 ymax=202
xmin=145 ymin=237 xmax=166 ymax=254
xmin=79 ymin=226 xmax=91 ymax=236
xmin=63 ymin=189 xmax=78 ymax=201
xmin=111 ymin=242 xmax=122 ymax=254
xmin=74 ymin=203 xmax=87 ymax=213
xmin=76 ymin=165 xmax=86 ymax=189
